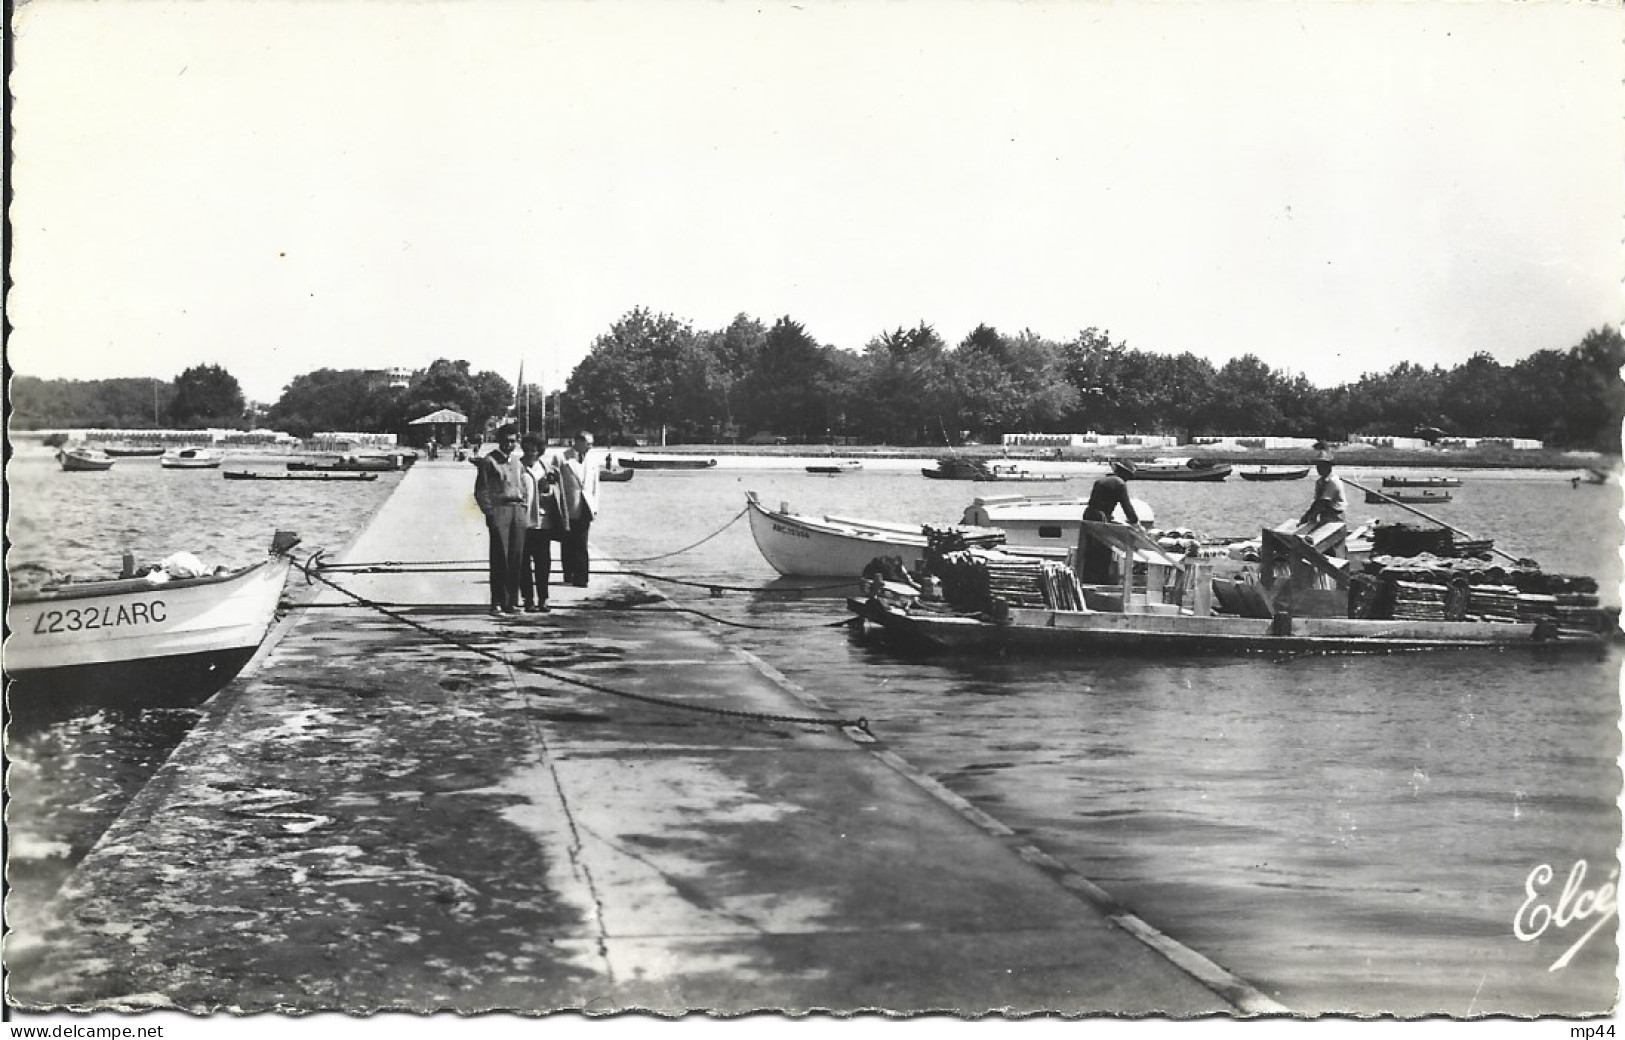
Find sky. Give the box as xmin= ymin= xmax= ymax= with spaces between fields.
xmin=8 ymin=0 xmax=1624 ymax=405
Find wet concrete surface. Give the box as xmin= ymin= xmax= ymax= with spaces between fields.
xmin=6 ymin=461 xmax=1257 ymax=1015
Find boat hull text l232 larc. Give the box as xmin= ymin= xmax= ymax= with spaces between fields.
xmin=5 ymin=532 xmax=299 ymax=720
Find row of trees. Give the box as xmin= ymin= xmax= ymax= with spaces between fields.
xmin=11 ymin=365 xmax=247 ymax=430
xmin=564 ymin=309 xmax=1624 ymax=451
xmin=12 ymin=317 xmax=1623 ymax=451
xmin=12 ymin=360 xmax=521 ymax=441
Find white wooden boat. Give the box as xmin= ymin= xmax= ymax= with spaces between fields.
xmin=160 ymin=447 xmax=223 ymax=469
xmin=744 ymin=492 xmax=1158 ymax=577
xmin=746 ymin=491 xmax=941 ymax=577
xmin=57 ymin=447 xmax=115 ymax=472
xmin=5 ymin=532 xmax=299 ymax=717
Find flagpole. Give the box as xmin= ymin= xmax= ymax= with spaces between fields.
xmin=515 ymin=360 xmax=526 ymax=434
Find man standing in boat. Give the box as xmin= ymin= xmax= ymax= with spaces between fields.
xmin=474 ymin=424 xmax=531 ymax=615
xmin=1078 ymin=460 xmax=1139 ymax=584
xmin=1298 ymin=451 xmax=1347 ymax=527
xmin=557 ymin=430 xmax=601 ymax=588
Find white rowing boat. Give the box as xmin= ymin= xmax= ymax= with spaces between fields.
xmin=5 ymin=532 xmax=299 ymax=718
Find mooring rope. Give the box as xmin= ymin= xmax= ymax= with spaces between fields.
xmin=290 ymin=558 xmax=872 ymax=734
xmin=612 ymin=505 xmax=751 ymax=563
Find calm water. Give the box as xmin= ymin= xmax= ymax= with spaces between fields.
xmin=4 ymin=449 xmax=405 ymax=944
xmin=6 ymin=450 xmax=1621 ymax=1015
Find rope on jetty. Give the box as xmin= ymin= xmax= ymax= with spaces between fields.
xmin=290 ymin=558 xmax=873 ymax=735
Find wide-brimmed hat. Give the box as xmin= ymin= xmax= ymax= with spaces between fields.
xmin=1313 ymin=451 xmax=1334 ymax=465
xmin=1111 ymin=460 xmax=1136 ymax=478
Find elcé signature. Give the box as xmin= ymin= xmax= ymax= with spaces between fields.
xmin=1514 ymin=859 xmax=1618 ymax=971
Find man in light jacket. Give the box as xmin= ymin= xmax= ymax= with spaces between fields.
xmin=473 ymin=425 xmax=531 ymax=614
xmin=557 ymin=430 xmax=601 ymax=587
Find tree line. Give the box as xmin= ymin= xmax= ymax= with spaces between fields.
xmin=564 ymin=309 xmax=1624 ymax=451
xmin=11 ymin=317 xmax=1623 ymax=452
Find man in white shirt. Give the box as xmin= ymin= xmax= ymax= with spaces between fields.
xmin=1299 ymin=452 xmax=1347 ymax=527
xmin=557 ymin=430 xmax=601 ymax=587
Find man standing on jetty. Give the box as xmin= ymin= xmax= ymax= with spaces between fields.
xmin=474 ymin=424 xmax=530 ymax=615
xmin=557 ymin=430 xmax=600 ymax=587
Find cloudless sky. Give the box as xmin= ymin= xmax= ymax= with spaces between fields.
xmin=9 ymin=0 xmax=1623 ymax=404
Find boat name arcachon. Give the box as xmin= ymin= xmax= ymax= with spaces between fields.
xmin=1513 ymin=858 xmax=1618 ymax=971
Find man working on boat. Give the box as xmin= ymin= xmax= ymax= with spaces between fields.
xmin=1298 ymin=451 xmax=1347 ymax=528
xmin=1078 ymin=460 xmax=1139 ymax=584
xmin=473 ymin=424 xmax=531 ymax=615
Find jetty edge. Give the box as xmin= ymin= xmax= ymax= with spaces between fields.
xmin=7 ymin=459 xmax=1276 ymax=1015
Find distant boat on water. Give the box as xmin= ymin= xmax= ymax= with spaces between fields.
xmin=1381 ymin=475 xmax=1462 ymax=489
xmin=101 ymin=445 xmax=166 ymax=457
xmin=1239 ymin=466 xmax=1310 ymax=482
xmin=160 ymin=447 xmax=223 ymax=469
xmin=57 ymin=447 xmax=115 ymax=472
xmin=224 ymin=470 xmax=379 ymax=482
xmin=623 ymin=455 xmax=718 ymax=470
xmin=1367 ymin=489 xmax=1453 ymax=505
xmin=806 ymin=460 xmax=863 ymax=475
xmin=1128 ymin=458 xmax=1232 ymax=482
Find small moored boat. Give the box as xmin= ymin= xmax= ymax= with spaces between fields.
xmin=1125 ymin=458 xmax=1232 ymax=482
xmin=288 ymin=453 xmax=398 ymax=472
xmin=57 ymin=447 xmax=115 ymax=472
xmin=1239 ymin=466 xmax=1310 ymax=482
xmin=599 ymin=467 xmax=635 ymax=482
xmin=806 ymin=460 xmax=863 ymax=475
xmin=1381 ymin=475 xmax=1463 ymax=489
xmin=160 ymin=447 xmax=223 ymax=469
xmin=921 ymin=458 xmax=1067 ymax=482
xmin=101 ymin=444 xmax=166 ymax=457
xmin=224 ymin=470 xmax=379 ymax=482
xmin=1367 ymin=489 xmax=1453 ymax=505
xmin=623 ymin=455 xmax=718 ymax=470
xmin=5 ymin=531 xmax=300 ymax=719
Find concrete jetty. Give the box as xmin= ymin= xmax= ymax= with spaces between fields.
xmin=7 ymin=460 xmax=1282 ymax=1015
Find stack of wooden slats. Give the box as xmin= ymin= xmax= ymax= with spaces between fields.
xmin=1040 ymin=561 xmax=1087 ymax=612
xmin=983 ymin=557 xmax=1049 ymax=609
xmin=1514 ymin=593 xmax=1559 ymax=624
xmin=1466 ymin=584 xmax=1520 ymax=622
xmin=1552 ymin=593 xmax=1605 ymax=631
xmin=1391 ymin=580 xmax=1450 ymax=620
